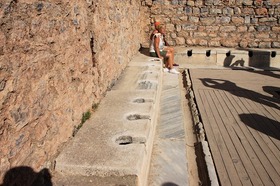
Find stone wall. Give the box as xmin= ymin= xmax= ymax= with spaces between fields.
xmin=142 ymin=0 xmax=280 ymax=48
xmin=0 ymin=0 xmax=142 ymax=179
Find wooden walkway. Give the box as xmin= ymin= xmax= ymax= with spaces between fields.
xmin=190 ymin=69 xmax=280 ymax=186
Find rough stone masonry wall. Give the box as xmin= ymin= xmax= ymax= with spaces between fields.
xmin=142 ymin=0 xmax=280 ymax=48
xmin=0 ymin=0 xmax=142 ymax=179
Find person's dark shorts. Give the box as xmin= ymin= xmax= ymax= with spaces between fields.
xmin=150 ymin=50 xmax=167 ymax=58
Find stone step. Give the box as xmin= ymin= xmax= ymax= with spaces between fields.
xmin=54 ymin=54 xmax=163 ymax=186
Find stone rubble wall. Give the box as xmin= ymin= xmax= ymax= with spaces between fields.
xmin=142 ymin=0 xmax=280 ymax=48
xmin=0 ymin=0 xmax=143 ymax=179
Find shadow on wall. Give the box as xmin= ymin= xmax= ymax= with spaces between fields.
xmin=247 ymin=49 xmax=271 ymax=68
xmin=223 ymin=49 xmax=272 ymax=68
xmin=239 ymin=113 xmax=280 ymax=141
xmin=224 ymin=54 xmax=245 ymax=67
xmin=0 ymin=166 xmax=52 ymax=186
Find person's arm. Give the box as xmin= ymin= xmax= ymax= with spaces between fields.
xmin=150 ymin=30 xmax=158 ymax=40
xmin=163 ymin=35 xmax=169 ymax=46
xmin=154 ymin=36 xmax=163 ymax=59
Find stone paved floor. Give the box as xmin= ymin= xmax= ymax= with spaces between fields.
xmin=148 ymin=71 xmax=189 ymax=186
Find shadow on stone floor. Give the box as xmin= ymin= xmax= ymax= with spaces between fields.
xmin=0 ymin=166 xmax=52 ymax=186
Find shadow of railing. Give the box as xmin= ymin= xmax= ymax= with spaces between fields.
xmin=239 ymin=113 xmax=280 ymax=141
xmin=199 ymin=78 xmax=280 ymax=110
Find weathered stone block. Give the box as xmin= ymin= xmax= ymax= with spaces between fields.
xmin=200 ymin=7 xmax=209 ymax=14
xmin=193 ymin=7 xmax=200 ymax=14
xmin=166 ymin=23 xmax=175 ymax=31
xmin=245 ymin=16 xmax=251 ymax=24
xmin=251 ymin=18 xmax=258 ymax=24
xmin=182 ymin=24 xmax=197 ymax=30
xmin=209 ymin=33 xmax=218 ymax=37
xmin=272 ymin=26 xmax=280 ymax=32
xmin=232 ymin=17 xmax=245 ymax=24
xmin=175 ymin=37 xmax=186 ymax=45
xmin=171 ymin=0 xmax=179 ymax=5
xmin=255 ymin=33 xmax=270 ymax=38
xmin=194 ymin=32 xmax=208 ymax=37
xmin=198 ymin=39 xmax=208 ymax=46
xmin=243 ymin=7 xmax=255 ymax=14
xmin=259 ymin=17 xmax=277 ymax=22
xmin=179 ymin=16 xmax=188 ymax=22
xmin=234 ymin=7 xmax=242 ymax=14
xmin=205 ymin=26 xmax=220 ymax=31
xmin=176 ymin=24 xmax=182 ymax=32
xmin=171 ymin=33 xmax=177 ymax=39
xmin=248 ymin=26 xmax=256 ymax=32
xmin=255 ymin=8 xmax=268 ymax=15
xmin=189 ymin=16 xmax=199 ymax=23
xmin=239 ymin=40 xmax=248 ymax=48
xmin=256 ymin=25 xmax=271 ymax=31
xmin=200 ymin=17 xmax=216 ymax=25
xmin=236 ymin=0 xmax=243 ymax=5
xmin=268 ymin=8 xmax=275 ymax=16
xmin=151 ymin=6 xmax=162 ymax=14
xmin=237 ymin=26 xmax=248 ymax=32
xmin=210 ymin=8 xmax=222 ymax=14
xmin=177 ymin=31 xmax=189 ymax=37
xmin=216 ymin=16 xmax=231 ymax=24
xmin=185 ymin=6 xmax=192 ymax=14
xmin=272 ymin=42 xmax=280 ymax=48
xmin=145 ymin=0 xmax=153 ymax=6
xmin=198 ymin=26 xmax=206 ymax=31
xmin=243 ymin=0 xmax=253 ymax=5
xmin=195 ymin=0 xmax=203 ymax=6
xmin=254 ymin=0 xmax=263 ymax=6
xmin=223 ymin=7 xmax=234 ymax=15
xmin=205 ymin=0 xmax=214 ymax=5
xmin=187 ymin=0 xmax=195 ymax=6
xmin=248 ymin=41 xmax=259 ymax=48
xmin=259 ymin=42 xmax=271 ymax=48
xmin=213 ymin=0 xmax=222 ymax=5
xmin=220 ymin=39 xmax=239 ymax=47
xmin=209 ymin=40 xmax=221 ymax=47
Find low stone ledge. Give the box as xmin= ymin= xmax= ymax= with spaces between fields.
xmin=55 ymin=53 xmax=163 ymax=186
xmin=175 ymin=47 xmax=280 ymax=69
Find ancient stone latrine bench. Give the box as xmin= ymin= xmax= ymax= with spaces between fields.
xmin=175 ymin=47 xmax=280 ymax=69
xmin=55 ymin=54 xmax=162 ymax=186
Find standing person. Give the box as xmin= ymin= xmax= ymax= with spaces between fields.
xmin=149 ymin=24 xmax=179 ymax=74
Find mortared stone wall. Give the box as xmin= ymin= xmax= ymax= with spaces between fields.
xmin=142 ymin=0 xmax=280 ymax=48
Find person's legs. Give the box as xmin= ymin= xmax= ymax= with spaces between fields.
xmin=164 ymin=50 xmax=174 ymax=69
xmin=163 ymin=47 xmax=179 ymax=66
xmin=164 ymin=49 xmax=179 ymax=74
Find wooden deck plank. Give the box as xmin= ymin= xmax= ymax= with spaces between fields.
xmin=202 ymin=90 xmax=242 ymax=186
xmin=214 ymin=90 xmax=263 ymax=186
xmin=195 ymin=89 xmax=231 ymax=185
xmin=237 ymin=91 xmax=280 ymax=177
xmin=225 ymin=91 xmax=279 ymax=185
xmin=208 ymin=90 xmax=253 ymax=186
xmin=242 ymin=91 xmax=280 ymax=158
xmin=189 ymin=69 xmax=280 ymax=186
